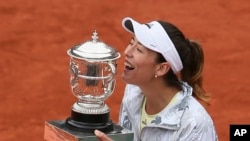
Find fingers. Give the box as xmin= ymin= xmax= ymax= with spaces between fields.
xmin=94 ymin=130 xmax=113 ymax=141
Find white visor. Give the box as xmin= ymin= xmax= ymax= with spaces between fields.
xmin=122 ymin=17 xmax=183 ymax=73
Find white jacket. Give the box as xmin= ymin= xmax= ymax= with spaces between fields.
xmin=118 ymin=82 xmax=218 ymax=141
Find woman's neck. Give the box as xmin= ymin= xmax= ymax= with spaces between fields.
xmin=140 ymin=84 xmax=179 ymax=115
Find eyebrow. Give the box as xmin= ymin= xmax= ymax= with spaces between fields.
xmin=132 ymin=36 xmax=143 ymax=46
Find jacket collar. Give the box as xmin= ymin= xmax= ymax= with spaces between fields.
xmin=143 ymin=82 xmax=193 ymax=130
xmin=124 ymin=82 xmax=193 ymax=130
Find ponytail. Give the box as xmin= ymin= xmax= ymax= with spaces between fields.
xmin=182 ymin=40 xmax=210 ymax=104
xmin=158 ymin=21 xmax=210 ymax=104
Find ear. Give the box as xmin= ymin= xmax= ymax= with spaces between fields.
xmin=155 ymin=62 xmax=171 ymax=77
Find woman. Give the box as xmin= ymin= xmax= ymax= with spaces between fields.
xmin=95 ymin=17 xmax=218 ymax=141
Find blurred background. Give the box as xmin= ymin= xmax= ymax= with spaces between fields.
xmin=0 ymin=0 xmax=249 ymax=140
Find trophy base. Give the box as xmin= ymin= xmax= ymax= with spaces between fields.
xmin=66 ymin=118 xmax=114 ymax=133
xmin=44 ymin=120 xmax=134 ymax=141
xmin=66 ymin=110 xmax=114 ymax=133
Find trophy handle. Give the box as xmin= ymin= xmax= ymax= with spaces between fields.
xmin=103 ymin=61 xmax=117 ymax=97
xmin=106 ymin=61 xmax=116 ymax=75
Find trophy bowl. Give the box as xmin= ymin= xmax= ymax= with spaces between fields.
xmin=65 ymin=31 xmax=121 ymax=133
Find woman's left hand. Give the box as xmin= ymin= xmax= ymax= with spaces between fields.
xmin=94 ymin=130 xmax=113 ymax=141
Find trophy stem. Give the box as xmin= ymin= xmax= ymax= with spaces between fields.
xmin=72 ymin=101 xmax=109 ymax=114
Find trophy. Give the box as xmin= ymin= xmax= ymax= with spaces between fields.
xmin=44 ymin=31 xmax=133 ymax=141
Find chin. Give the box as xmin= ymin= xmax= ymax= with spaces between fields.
xmin=122 ymin=71 xmax=138 ymax=84
xmin=122 ymin=78 xmax=137 ymax=86
xmin=121 ymin=74 xmax=131 ymax=84
xmin=121 ymin=73 xmax=127 ymax=82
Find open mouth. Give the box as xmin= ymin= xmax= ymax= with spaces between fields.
xmin=125 ymin=62 xmax=135 ymax=70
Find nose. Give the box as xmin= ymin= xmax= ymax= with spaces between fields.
xmin=124 ymin=44 xmax=133 ymax=58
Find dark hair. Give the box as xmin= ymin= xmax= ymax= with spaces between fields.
xmin=157 ymin=21 xmax=210 ymax=104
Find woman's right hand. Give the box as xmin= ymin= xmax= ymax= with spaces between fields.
xmin=94 ymin=130 xmax=113 ymax=141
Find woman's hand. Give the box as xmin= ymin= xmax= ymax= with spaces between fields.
xmin=94 ymin=130 xmax=113 ymax=141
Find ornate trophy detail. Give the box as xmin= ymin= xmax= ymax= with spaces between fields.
xmin=66 ymin=30 xmax=121 ymax=132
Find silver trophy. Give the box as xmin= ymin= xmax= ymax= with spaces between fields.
xmin=66 ymin=30 xmax=120 ymax=132
xmin=44 ymin=31 xmax=133 ymax=141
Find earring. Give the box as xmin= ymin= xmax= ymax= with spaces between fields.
xmin=154 ymin=74 xmax=158 ymax=78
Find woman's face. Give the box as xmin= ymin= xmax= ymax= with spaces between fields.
xmin=122 ymin=36 xmax=159 ymax=85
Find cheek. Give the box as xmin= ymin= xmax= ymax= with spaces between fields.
xmin=135 ymin=52 xmax=158 ymax=75
xmin=137 ymin=60 xmax=156 ymax=75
